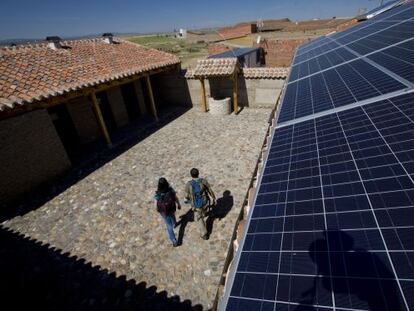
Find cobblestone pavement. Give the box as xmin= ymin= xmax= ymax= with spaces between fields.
xmin=2 ymin=107 xmax=272 ymax=309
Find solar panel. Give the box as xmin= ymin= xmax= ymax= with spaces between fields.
xmin=292 ymin=3 xmax=414 ymax=68
xmin=221 ymin=2 xmax=414 ymax=310
xmin=278 ymin=59 xmax=406 ymax=123
xmin=367 ymin=39 xmax=414 ymax=84
xmin=224 ymin=92 xmax=414 ymax=310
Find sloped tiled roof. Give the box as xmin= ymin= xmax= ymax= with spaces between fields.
xmin=0 ymin=38 xmax=180 ymax=111
xmin=242 ymin=67 xmax=289 ymax=79
xmin=192 ymin=58 xmax=238 ymax=78
xmin=185 ymin=66 xmax=288 ymax=79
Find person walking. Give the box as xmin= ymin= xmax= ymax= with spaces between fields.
xmin=155 ymin=177 xmax=181 ymax=247
xmin=185 ymin=168 xmax=216 ymax=240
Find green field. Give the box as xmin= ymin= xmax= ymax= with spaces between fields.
xmin=126 ymin=35 xmax=209 ymax=68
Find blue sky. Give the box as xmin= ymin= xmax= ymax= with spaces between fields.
xmin=0 ymin=0 xmax=379 ymax=39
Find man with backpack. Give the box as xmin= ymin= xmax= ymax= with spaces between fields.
xmin=185 ymin=168 xmax=216 ymax=240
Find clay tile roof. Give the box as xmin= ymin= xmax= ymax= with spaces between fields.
xmin=0 ymin=38 xmax=180 ymax=111
xmin=192 ymin=58 xmax=238 ymax=78
xmin=242 ymin=67 xmax=289 ymax=79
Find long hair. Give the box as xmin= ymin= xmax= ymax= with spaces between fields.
xmin=157 ymin=177 xmax=170 ymax=193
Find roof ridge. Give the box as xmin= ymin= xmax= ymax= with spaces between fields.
xmin=0 ymin=37 xmax=117 ymax=51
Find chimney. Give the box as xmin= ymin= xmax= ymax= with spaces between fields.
xmin=46 ymin=36 xmax=62 ymax=50
xmin=102 ymin=33 xmax=114 ymax=44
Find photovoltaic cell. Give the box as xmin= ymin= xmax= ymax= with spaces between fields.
xmin=222 ymin=3 xmax=414 ymax=310
xmin=225 ymin=93 xmax=414 ymax=310
xmin=368 ymin=38 xmax=414 ymax=84
xmin=278 ymin=59 xmax=406 ymax=123
xmin=346 ymin=20 xmax=414 ymax=55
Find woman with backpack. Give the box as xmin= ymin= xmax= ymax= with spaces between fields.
xmin=154 ymin=177 xmax=181 ymax=247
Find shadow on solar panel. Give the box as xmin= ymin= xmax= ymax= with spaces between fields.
xmin=294 ymin=230 xmax=404 ymax=311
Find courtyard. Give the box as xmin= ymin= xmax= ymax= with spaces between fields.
xmin=1 ymin=107 xmax=272 ymax=309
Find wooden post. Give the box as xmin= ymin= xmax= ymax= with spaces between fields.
xmin=144 ymin=74 xmax=158 ymax=122
xmin=233 ymin=71 xmax=238 ymax=114
xmin=200 ymin=78 xmax=208 ymax=112
xmin=90 ymin=92 xmax=112 ymax=147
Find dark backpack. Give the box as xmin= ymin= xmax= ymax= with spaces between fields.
xmin=191 ymin=180 xmax=204 ymax=209
xmin=156 ymin=191 xmax=176 ymax=215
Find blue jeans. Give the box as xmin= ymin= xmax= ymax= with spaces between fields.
xmin=163 ymin=215 xmax=177 ymax=244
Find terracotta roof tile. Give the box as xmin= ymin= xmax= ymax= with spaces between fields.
xmin=192 ymin=58 xmax=238 ymax=78
xmin=242 ymin=67 xmax=289 ymax=79
xmin=185 ymin=65 xmax=288 ymax=79
xmin=0 ymin=38 xmax=180 ymax=111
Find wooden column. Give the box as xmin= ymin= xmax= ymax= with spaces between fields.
xmin=200 ymin=78 xmax=208 ymax=112
xmin=144 ymin=74 xmax=158 ymax=122
xmin=90 ymin=92 xmax=112 ymax=147
xmin=232 ymin=71 xmax=238 ymax=114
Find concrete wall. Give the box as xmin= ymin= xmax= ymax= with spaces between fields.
xmin=0 ymin=109 xmax=71 ymax=206
xmin=186 ymin=77 xmax=285 ymax=110
xmin=66 ymin=97 xmax=101 ymax=144
xmin=106 ymin=86 xmax=129 ymax=128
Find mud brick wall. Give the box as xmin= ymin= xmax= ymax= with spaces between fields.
xmin=218 ymin=24 xmax=255 ymax=40
xmin=66 ymin=97 xmax=101 ymax=144
xmin=0 ymin=109 xmax=71 ymax=206
xmin=208 ymin=43 xmax=234 ymax=56
xmin=256 ymin=38 xmax=309 ymax=67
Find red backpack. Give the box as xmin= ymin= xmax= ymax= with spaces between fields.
xmin=156 ymin=191 xmax=176 ymax=216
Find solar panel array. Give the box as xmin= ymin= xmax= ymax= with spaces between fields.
xmin=222 ymin=2 xmax=414 ymax=311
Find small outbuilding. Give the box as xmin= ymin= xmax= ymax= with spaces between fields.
xmin=208 ymin=47 xmax=264 ymax=68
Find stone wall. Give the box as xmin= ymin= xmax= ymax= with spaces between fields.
xmin=0 ymin=109 xmax=71 ymax=206
xmin=66 ymin=97 xmax=101 ymax=144
xmin=186 ymin=76 xmax=285 ymax=110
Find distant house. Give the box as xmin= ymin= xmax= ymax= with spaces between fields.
xmin=0 ymin=34 xmax=182 ymax=205
xmin=217 ymin=23 xmax=257 ymax=40
xmin=258 ymin=18 xmax=292 ymax=32
xmin=209 ymin=47 xmax=264 ymax=68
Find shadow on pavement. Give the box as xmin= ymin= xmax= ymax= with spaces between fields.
xmin=206 ymin=190 xmax=234 ymax=237
xmin=176 ymin=209 xmax=195 ymax=246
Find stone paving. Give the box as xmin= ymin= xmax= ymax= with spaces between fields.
xmin=2 ymin=107 xmax=272 ymax=309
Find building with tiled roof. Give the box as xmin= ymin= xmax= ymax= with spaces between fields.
xmin=0 ymin=34 xmax=288 ymax=207
xmin=0 ymin=35 xmax=184 ymax=206
xmin=0 ymin=37 xmax=179 ymax=112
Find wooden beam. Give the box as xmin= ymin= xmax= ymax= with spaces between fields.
xmin=233 ymin=72 xmax=238 ymax=114
xmin=90 ymin=92 xmax=113 ymax=148
xmin=200 ymin=78 xmax=208 ymax=112
xmin=144 ymin=74 xmax=158 ymax=122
